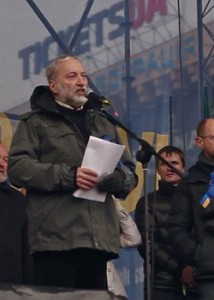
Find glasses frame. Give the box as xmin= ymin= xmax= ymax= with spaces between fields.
xmin=199 ymin=136 xmax=214 ymax=140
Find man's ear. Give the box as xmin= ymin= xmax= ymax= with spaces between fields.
xmin=48 ymin=80 xmax=57 ymax=94
xmin=195 ymin=136 xmax=203 ymax=149
xmin=156 ymin=164 xmax=161 ymax=177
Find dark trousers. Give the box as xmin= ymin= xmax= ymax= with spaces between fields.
xmin=32 ymin=249 xmax=108 ymax=290
xmin=152 ymin=288 xmax=198 ymax=300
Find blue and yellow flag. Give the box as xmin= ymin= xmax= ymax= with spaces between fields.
xmin=200 ymin=194 xmax=211 ymax=208
xmin=200 ymin=172 xmax=214 ymax=208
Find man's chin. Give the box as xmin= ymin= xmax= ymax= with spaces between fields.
xmin=66 ymin=96 xmax=88 ymax=108
xmin=165 ymin=177 xmax=177 ymax=183
xmin=0 ymin=176 xmax=7 ymax=183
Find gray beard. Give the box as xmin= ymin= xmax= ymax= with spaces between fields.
xmin=0 ymin=176 xmax=7 ymax=183
xmin=64 ymin=95 xmax=88 ymax=107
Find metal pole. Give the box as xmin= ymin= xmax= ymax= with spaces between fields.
xmin=197 ymin=0 xmax=204 ymax=120
xmin=122 ymin=0 xmax=134 ymax=130
xmin=68 ymin=0 xmax=94 ymax=51
xmin=169 ymin=96 xmax=173 ymax=146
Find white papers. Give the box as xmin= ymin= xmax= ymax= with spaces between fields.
xmin=73 ymin=136 xmax=125 ymax=202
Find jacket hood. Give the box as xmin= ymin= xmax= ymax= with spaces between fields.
xmin=30 ymin=85 xmax=58 ymax=113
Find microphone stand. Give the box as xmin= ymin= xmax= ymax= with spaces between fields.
xmin=99 ymin=105 xmax=183 ymax=300
xmin=100 ymin=106 xmax=183 ymax=177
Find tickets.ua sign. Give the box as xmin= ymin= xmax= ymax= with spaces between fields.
xmin=130 ymin=0 xmax=167 ymax=29
xmin=18 ymin=0 xmax=168 ymax=80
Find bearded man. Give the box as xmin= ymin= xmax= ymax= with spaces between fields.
xmin=8 ymin=54 xmax=137 ymax=290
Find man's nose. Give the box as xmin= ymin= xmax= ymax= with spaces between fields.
xmin=167 ymin=165 xmax=173 ymax=171
xmin=77 ymin=75 xmax=87 ymax=85
xmin=76 ymin=76 xmax=84 ymax=85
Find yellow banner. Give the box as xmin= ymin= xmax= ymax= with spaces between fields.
xmin=118 ymin=130 xmax=168 ymax=212
xmin=0 ymin=112 xmax=13 ymax=151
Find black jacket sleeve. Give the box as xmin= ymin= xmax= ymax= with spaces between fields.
xmin=135 ymin=193 xmax=181 ymax=276
xmin=168 ymin=180 xmax=197 ymax=265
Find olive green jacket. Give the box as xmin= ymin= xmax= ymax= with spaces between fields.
xmin=8 ymin=86 xmax=137 ymax=258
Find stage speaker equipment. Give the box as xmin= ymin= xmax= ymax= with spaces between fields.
xmin=0 ymin=284 xmax=121 ymax=300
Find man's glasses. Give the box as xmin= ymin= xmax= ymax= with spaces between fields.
xmin=199 ymin=136 xmax=214 ymax=140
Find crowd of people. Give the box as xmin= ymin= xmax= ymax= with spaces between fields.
xmin=0 ymin=54 xmax=214 ymax=300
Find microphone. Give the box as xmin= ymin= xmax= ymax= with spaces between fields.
xmin=84 ymin=88 xmax=111 ymax=106
xmin=84 ymin=88 xmax=119 ymax=117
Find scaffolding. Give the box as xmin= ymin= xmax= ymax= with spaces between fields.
xmin=197 ymin=0 xmax=214 ymax=118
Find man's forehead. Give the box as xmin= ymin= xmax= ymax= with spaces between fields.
xmin=160 ymin=152 xmax=181 ymax=161
xmin=204 ymin=120 xmax=214 ymax=133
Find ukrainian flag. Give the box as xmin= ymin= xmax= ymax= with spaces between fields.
xmin=200 ymin=193 xmax=211 ymax=208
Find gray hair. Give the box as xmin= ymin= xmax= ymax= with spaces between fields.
xmin=46 ymin=54 xmax=81 ymax=81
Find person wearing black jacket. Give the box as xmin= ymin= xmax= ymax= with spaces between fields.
xmin=168 ymin=118 xmax=214 ymax=300
xmin=135 ymin=145 xmax=198 ymax=300
xmin=0 ymin=143 xmax=32 ymax=284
